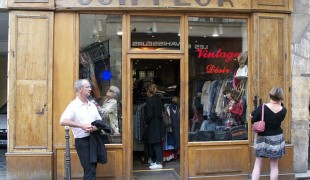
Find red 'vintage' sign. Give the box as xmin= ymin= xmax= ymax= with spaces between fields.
xmin=195 ymin=48 xmax=240 ymax=74
xmin=195 ymin=48 xmax=240 ymax=62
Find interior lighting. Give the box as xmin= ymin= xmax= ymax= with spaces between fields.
xmin=212 ymin=27 xmax=219 ymax=37
xmin=116 ymin=26 xmax=123 ymax=36
xmin=219 ymin=23 xmax=223 ymax=34
xmin=146 ymin=26 xmax=153 ymax=35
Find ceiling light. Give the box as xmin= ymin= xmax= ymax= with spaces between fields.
xmin=116 ymin=26 xmax=123 ymax=36
xmin=212 ymin=27 xmax=219 ymax=37
xmin=146 ymin=26 xmax=153 ymax=35
xmin=219 ymin=23 xmax=223 ymax=34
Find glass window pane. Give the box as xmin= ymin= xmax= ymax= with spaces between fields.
xmin=130 ymin=16 xmax=180 ymax=50
xmin=188 ymin=17 xmax=248 ymax=142
xmin=80 ymin=14 xmax=123 ymax=144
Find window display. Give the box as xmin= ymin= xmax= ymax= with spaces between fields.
xmin=188 ymin=17 xmax=248 ymax=142
xmin=80 ymin=14 xmax=123 ymax=144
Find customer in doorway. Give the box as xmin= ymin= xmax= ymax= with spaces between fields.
xmin=145 ymin=83 xmax=164 ymax=169
xmin=98 ymin=86 xmax=121 ymax=135
xmin=59 ymin=79 xmax=103 ymax=180
xmin=251 ymin=87 xmax=287 ymax=180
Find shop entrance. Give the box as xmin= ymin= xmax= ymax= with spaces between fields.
xmin=131 ymin=59 xmax=181 ymax=179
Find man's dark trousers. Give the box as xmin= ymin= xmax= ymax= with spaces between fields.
xmin=75 ymin=136 xmax=97 ymax=180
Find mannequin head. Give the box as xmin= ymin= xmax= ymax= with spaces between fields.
xmin=238 ymin=51 xmax=248 ymax=68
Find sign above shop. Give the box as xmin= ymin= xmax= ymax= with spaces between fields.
xmin=56 ymin=0 xmax=251 ymax=10
xmin=78 ymin=0 xmax=234 ymax=6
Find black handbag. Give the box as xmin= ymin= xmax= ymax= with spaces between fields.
xmin=188 ymin=132 xmax=198 ymax=142
xmin=197 ymin=131 xmax=215 ymax=141
xmin=214 ymin=130 xmax=232 ymax=141
xmin=230 ymin=125 xmax=248 ymax=140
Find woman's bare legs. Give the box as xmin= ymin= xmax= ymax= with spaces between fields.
xmin=270 ymin=158 xmax=279 ymax=180
xmin=252 ymin=157 xmax=263 ymax=180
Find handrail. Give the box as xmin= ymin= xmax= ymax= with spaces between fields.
xmin=65 ymin=126 xmax=71 ymax=180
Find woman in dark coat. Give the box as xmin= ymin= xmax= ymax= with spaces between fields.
xmin=145 ymin=83 xmax=164 ymax=169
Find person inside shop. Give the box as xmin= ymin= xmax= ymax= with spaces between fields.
xmin=145 ymin=83 xmax=164 ymax=170
xmin=59 ymin=79 xmax=104 ymax=180
xmin=98 ymin=85 xmax=121 ymax=135
xmin=251 ymin=86 xmax=287 ymax=180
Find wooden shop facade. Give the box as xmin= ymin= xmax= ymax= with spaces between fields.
xmin=5 ymin=0 xmax=294 ymax=179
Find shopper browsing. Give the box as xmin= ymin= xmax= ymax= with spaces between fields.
xmin=251 ymin=87 xmax=287 ymax=180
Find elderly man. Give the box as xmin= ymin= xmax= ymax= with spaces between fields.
xmin=60 ymin=79 xmax=102 ymax=180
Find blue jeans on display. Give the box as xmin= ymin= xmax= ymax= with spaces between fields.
xmin=75 ymin=136 xmax=97 ymax=180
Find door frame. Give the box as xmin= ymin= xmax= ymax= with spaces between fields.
xmin=125 ymin=54 xmax=185 ymax=179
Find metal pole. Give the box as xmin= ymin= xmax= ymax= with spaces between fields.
xmin=65 ymin=126 xmax=71 ymax=180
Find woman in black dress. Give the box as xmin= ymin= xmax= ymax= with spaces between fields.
xmin=145 ymin=83 xmax=164 ymax=169
xmin=251 ymin=87 xmax=287 ymax=180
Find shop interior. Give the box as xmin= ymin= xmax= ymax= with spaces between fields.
xmin=132 ymin=59 xmax=181 ymax=171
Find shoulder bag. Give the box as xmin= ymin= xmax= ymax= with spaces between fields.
xmin=162 ymin=109 xmax=172 ymax=127
xmin=252 ymin=104 xmax=265 ymax=133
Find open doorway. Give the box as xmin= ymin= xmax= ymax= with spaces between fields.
xmin=132 ymin=59 xmax=181 ymax=178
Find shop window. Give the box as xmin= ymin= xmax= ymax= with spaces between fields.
xmin=188 ymin=17 xmax=248 ymax=142
xmin=80 ymin=14 xmax=123 ymax=144
xmin=130 ymin=16 xmax=180 ymax=50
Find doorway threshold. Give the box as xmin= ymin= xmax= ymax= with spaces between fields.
xmin=133 ymin=168 xmax=180 ymax=180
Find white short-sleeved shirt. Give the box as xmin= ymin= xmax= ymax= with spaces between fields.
xmin=60 ymin=97 xmax=102 ymax=138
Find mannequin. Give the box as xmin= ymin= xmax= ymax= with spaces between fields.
xmin=223 ymin=88 xmax=236 ymax=128
xmin=235 ymin=51 xmax=248 ymax=79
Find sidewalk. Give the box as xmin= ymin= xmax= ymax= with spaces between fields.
xmin=295 ymin=171 xmax=310 ymax=179
xmin=0 ymin=147 xmax=309 ymax=180
xmin=0 ymin=148 xmax=7 ymax=180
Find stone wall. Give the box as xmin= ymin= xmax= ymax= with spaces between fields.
xmin=291 ymin=0 xmax=310 ymax=173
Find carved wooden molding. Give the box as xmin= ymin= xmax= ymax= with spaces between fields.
xmin=7 ymin=0 xmax=54 ymax=9
xmin=14 ymin=0 xmax=48 ymax=2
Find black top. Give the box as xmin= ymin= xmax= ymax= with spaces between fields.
xmin=251 ymin=104 xmax=287 ymax=136
xmin=145 ymin=95 xmax=164 ymax=143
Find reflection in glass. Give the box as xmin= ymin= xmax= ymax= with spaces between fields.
xmin=130 ymin=16 xmax=180 ymax=50
xmin=80 ymin=14 xmax=123 ymax=144
xmin=188 ymin=17 xmax=248 ymax=142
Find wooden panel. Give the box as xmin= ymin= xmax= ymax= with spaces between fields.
xmin=6 ymin=153 xmax=53 ymax=179
xmin=252 ymin=0 xmax=292 ymax=12
xmin=55 ymin=147 xmax=123 ymax=179
xmin=252 ymin=13 xmax=291 ymax=142
xmin=188 ymin=145 xmax=249 ymax=177
xmin=53 ymin=12 xmax=78 ymax=147
xmin=9 ymin=11 xmax=53 ymax=152
xmin=8 ymin=0 xmax=54 ymax=9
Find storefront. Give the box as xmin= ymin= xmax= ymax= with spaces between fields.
xmin=5 ymin=0 xmax=294 ymax=179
